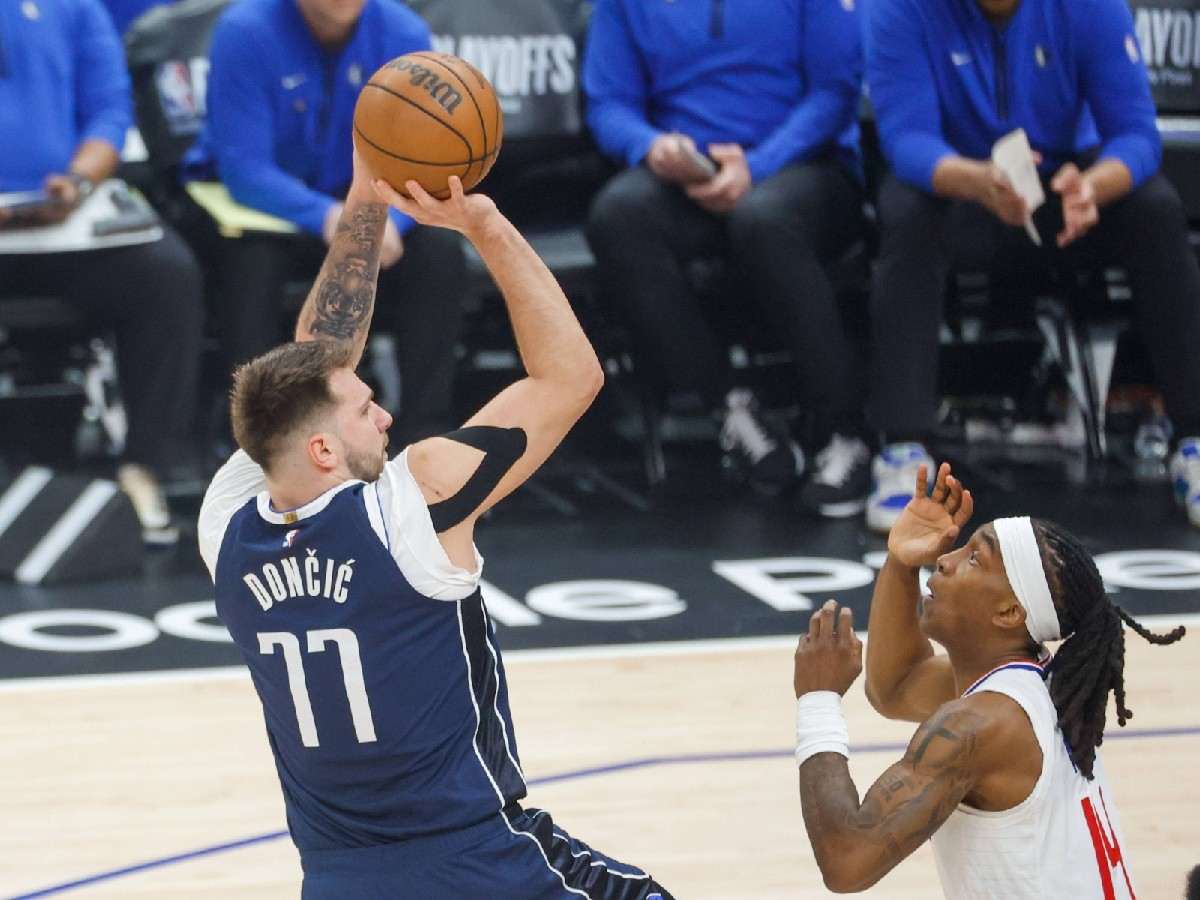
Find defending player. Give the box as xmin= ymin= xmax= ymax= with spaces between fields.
xmin=198 ymin=154 xmax=672 ymax=899
xmin=791 ymin=463 xmax=1185 ymax=896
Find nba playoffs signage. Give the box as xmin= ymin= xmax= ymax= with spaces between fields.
xmin=406 ymin=0 xmax=585 ymax=139
xmin=0 ymin=549 xmax=1197 ymax=677
xmin=1130 ymin=0 xmax=1200 ymax=112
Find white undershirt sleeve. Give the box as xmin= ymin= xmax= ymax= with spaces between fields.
xmin=364 ymin=448 xmax=484 ymax=601
xmin=198 ymin=450 xmax=267 ymax=581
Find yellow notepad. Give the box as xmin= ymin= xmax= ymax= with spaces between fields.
xmin=185 ymin=181 xmax=298 ymax=238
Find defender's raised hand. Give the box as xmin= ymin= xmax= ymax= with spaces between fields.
xmin=887 ymin=463 xmax=974 ymax=569
xmin=794 ymin=601 xmax=863 ymax=698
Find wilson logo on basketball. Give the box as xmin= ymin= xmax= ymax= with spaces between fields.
xmin=383 ymin=58 xmax=463 ymax=115
xmin=354 ymin=52 xmax=503 ymax=199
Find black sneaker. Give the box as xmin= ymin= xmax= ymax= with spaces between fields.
xmin=799 ymin=433 xmax=871 ymax=518
xmin=719 ymin=388 xmax=803 ymax=495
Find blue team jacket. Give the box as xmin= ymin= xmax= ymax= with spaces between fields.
xmin=185 ymin=0 xmax=430 ymax=235
xmin=0 ymin=0 xmax=131 ymax=191
xmin=866 ymin=0 xmax=1161 ymax=192
xmin=583 ymin=0 xmax=862 ymax=182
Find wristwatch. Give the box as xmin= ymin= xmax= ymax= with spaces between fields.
xmin=66 ymin=172 xmax=95 ymax=203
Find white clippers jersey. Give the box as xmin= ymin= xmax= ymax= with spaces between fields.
xmin=931 ymin=662 xmax=1137 ymax=899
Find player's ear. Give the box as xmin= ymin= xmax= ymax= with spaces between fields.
xmin=307 ymin=432 xmax=339 ymax=473
xmin=993 ymin=595 xmax=1026 ymax=633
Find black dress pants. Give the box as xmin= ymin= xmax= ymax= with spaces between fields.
xmin=870 ymin=171 xmax=1200 ymax=440
xmin=214 ymin=225 xmax=466 ymax=443
xmin=586 ymin=160 xmax=866 ymax=443
xmin=0 ymin=226 xmax=204 ymax=474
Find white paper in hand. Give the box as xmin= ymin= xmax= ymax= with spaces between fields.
xmin=991 ymin=128 xmax=1044 ymax=246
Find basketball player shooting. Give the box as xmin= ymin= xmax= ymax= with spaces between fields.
xmin=791 ymin=463 xmax=1185 ymax=896
xmin=198 ymin=153 xmax=673 ymax=899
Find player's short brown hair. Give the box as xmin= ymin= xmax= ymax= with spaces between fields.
xmin=230 ymin=340 xmax=356 ymax=472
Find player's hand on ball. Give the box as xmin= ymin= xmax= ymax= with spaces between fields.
xmin=373 ymin=176 xmax=498 ymax=240
xmin=887 ymin=462 xmax=973 ymax=569
xmin=793 ymin=600 xmax=863 ymax=697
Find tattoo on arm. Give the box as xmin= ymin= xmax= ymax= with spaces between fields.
xmin=798 ymin=702 xmax=985 ymax=891
xmin=909 ymin=716 xmax=964 ymax=766
xmin=302 ymin=204 xmax=386 ymax=343
xmin=311 ymin=256 xmax=375 ymax=340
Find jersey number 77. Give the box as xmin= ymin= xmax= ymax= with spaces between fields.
xmin=258 ymin=629 xmax=378 ymax=747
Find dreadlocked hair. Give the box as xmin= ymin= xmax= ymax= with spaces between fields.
xmin=1031 ymin=519 xmax=1186 ymax=779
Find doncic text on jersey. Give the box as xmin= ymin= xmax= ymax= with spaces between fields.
xmin=243 ymin=548 xmax=355 ymax=610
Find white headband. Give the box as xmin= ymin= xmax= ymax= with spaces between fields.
xmin=993 ymin=517 xmax=1061 ymax=643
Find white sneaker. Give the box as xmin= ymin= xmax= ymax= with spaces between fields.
xmin=719 ymin=388 xmax=803 ymax=495
xmin=799 ymin=434 xmax=871 ymax=518
xmin=1169 ymin=437 xmax=1200 ymax=528
xmin=866 ymin=442 xmax=936 ymax=534
xmin=117 ymin=463 xmax=180 ymax=545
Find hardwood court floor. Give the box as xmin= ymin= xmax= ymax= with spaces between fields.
xmin=2 ymin=631 xmax=1197 ymax=899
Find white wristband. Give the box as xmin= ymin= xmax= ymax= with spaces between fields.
xmin=795 ymin=691 xmax=849 ymax=768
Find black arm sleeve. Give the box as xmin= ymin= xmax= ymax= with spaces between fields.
xmin=427 ymin=426 xmax=528 ymax=533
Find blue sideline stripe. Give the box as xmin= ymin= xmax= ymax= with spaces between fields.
xmin=10 ymin=724 xmax=1200 ymax=899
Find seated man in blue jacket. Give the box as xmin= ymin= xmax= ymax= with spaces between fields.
xmin=0 ymin=0 xmax=204 ymax=543
xmin=584 ymin=0 xmax=870 ymax=512
xmin=187 ymin=0 xmax=465 ymax=443
xmin=865 ymin=0 xmax=1200 ymax=531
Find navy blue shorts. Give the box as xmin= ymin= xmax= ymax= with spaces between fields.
xmin=299 ymin=806 xmax=674 ymax=899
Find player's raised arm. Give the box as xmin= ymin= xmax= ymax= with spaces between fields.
xmin=865 ymin=463 xmax=971 ymax=722
xmin=374 ymin=176 xmax=604 ymax=527
xmin=799 ymin=696 xmax=1005 ymax=893
xmin=794 ymin=601 xmax=1008 ymax=893
xmin=294 ymin=152 xmax=388 ymax=369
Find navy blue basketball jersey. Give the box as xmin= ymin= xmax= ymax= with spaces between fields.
xmin=199 ymin=450 xmax=525 ymax=851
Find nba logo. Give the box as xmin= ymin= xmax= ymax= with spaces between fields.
xmin=1124 ymin=34 xmax=1140 ymax=64
xmin=283 ymin=529 xmax=299 ymax=548
xmin=156 ymin=61 xmax=198 ymax=134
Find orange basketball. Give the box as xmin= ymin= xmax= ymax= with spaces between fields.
xmin=353 ymin=52 xmax=503 ymax=199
